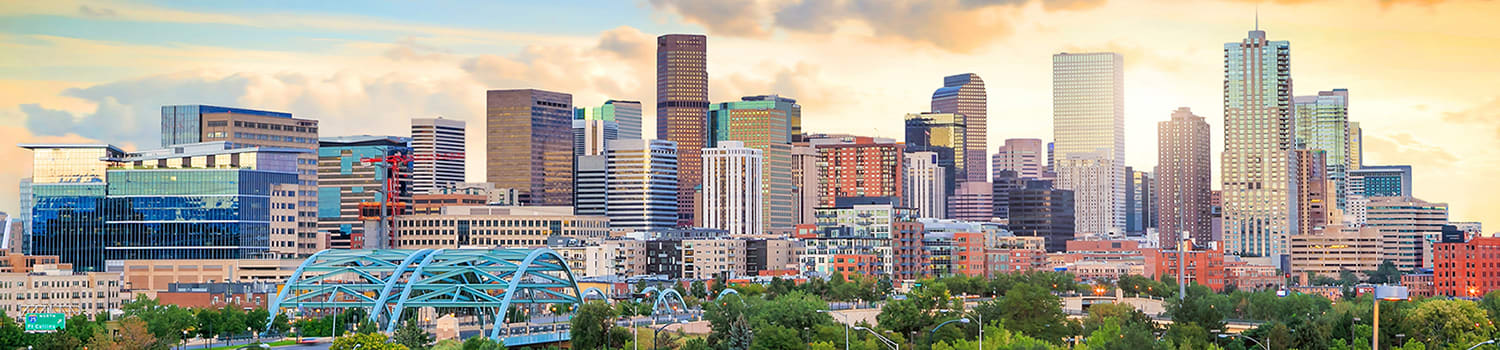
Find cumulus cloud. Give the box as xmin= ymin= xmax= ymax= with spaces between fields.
xmin=1441 ymin=96 xmax=1500 ymax=139
xmin=1362 ymin=132 xmax=1459 ymax=167
xmin=646 ymin=0 xmax=1108 ymax=53
xmin=462 ymin=26 xmax=655 ymax=110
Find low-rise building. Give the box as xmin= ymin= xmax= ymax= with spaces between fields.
xmin=683 ymin=239 xmax=747 ymax=279
xmin=582 ymin=239 xmax=647 ymax=278
xmin=0 ymin=265 xmax=122 ymax=316
xmin=1402 ymin=270 xmax=1435 ymax=298
xmin=1225 ymin=258 xmax=1282 ymax=291
xmin=1153 ymin=243 xmax=1226 ymax=291
xmin=1435 ymin=236 xmax=1500 ymax=297
xmin=155 ymin=282 xmax=279 ymax=309
xmin=393 ymin=206 xmax=610 ymax=249
xmin=1067 ymin=260 xmax=1147 ymax=282
xmin=110 ymin=258 xmax=301 ymax=292
xmin=1290 ymin=224 xmax=1385 ymax=280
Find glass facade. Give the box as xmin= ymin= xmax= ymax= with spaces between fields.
xmin=576 ymin=100 xmax=643 ymax=141
xmin=931 ymin=73 xmax=987 ymax=183
xmin=904 ymin=112 xmax=967 ymax=197
xmin=485 ymin=89 xmax=574 ymax=206
xmin=1052 ymin=52 xmax=1125 ymax=235
xmin=1221 ymin=30 xmax=1295 ymax=256
xmin=1294 ymin=89 xmax=1351 ymax=209
xmin=708 ymin=101 xmax=796 ymax=232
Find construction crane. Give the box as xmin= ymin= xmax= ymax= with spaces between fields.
xmin=358 ymin=152 xmax=465 ymax=249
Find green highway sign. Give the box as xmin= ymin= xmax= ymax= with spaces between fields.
xmin=24 ymin=313 xmax=65 ymax=332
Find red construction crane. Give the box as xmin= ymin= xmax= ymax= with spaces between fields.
xmin=357 ymin=152 xmax=465 ymax=248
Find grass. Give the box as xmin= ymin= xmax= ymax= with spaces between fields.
xmin=201 ymin=339 xmax=298 ymax=350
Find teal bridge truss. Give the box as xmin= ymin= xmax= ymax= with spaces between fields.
xmin=265 ymin=248 xmax=584 ymax=339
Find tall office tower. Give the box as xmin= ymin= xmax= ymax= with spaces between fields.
xmin=573 ymin=155 xmax=608 ymax=217
xmin=1124 ymin=167 xmax=1156 ymax=235
xmin=22 ymin=142 xmax=301 ymax=271
xmin=903 ymin=152 xmax=946 ymax=219
xmin=487 ymin=89 xmax=574 ymax=206
xmin=1007 ymin=180 xmax=1076 ymax=252
xmin=709 ymin=100 xmax=794 ymax=233
xmin=577 ymin=100 xmax=643 ymax=140
xmin=948 ymin=182 xmax=994 ymax=222
xmin=17 ymin=178 xmax=31 ymax=255
xmin=1350 ymin=165 xmax=1413 ymax=198
xmin=1157 ymin=107 xmax=1213 ymax=248
xmin=1367 ymin=196 xmax=1448 ymax=270
xmin=1294 ymin=89 xmax=1351 ymax=209
xmin=991 ymin=170 xmax=1026 ymax=221
xmin=992 ymin=138 xmax=1046 ymax=180
xmin=931 ymin=73 xmax=987 ymax=182
xmin=657 ymin=34 xmax=709 ymax=226
xmin=1052 ymin=52 xmax=1125 ymax=236
xmin=573 ymin=119 xmax=619 ymax=156
xmin=1349 ymin=122 xmax=1363 ymax=170
xmin=702 ymin=141 xmax=763 ymax=236
xmin=606 ymin=139 xmax=680 ymax=232
xmin=740 ymin=94 xmax=801 ymax=142
xmin=1222 ymin=28 xmax=1296 ymax=257
xmin=792 ymin=145 xmax=820 ymax=225
xmin=318 ymin=136 xmax=412 ymax=249
xmin=410 ymin=117 xmax=466 ymax=194
xmin=161 ymin=105 xmax=320 ymax=255
xmin=815 ymin=137 xmax=905 ymax=207
xmin=904 ymin=112 xmax=968 ymax=196
xmin=1295 ymin=150 xmax=1330 ymax=236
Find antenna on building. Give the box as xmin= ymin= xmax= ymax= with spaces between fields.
xmin=1255 ymin=5 xmax=1260 ymax=30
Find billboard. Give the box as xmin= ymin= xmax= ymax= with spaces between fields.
xmin=24 ymin=313 xmax=65 ymax=332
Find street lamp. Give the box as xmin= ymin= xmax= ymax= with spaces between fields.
xmin=1373 ymin=285 xmax=1410 ymax=350
xmin=853 ymin=326 xmax=898 ymax=350
xmin=1217 ymin=334 xmax=1270 ymax=350
xmin=926 ymin=318 xmax=970 ymax=349
xmin=1467 ymin=339 xmax=1497 ymax=350
xmin=653 ymin=320 xmax=687 ymax=350
xmin=818 ymin=309 xmax=850 ymax=350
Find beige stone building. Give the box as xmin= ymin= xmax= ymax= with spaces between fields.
xmin=393 ymin=206 xmax=610 ymax=249
xmin=0 ymin=265 xmax=123 ymax=316
xmin=111 ymin=258 xmax=301 ymax=292
xmin=582 ymin=239 xmax=647 ymax=278
xmin=683 ymin=239 xmax=747 ymax=279
xmin=1290 ymin=224 xmax=1385 ymax=280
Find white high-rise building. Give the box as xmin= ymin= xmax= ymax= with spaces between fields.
xmin=1052 ymin=52 xmax=1125 ymax=235
xmin=903 ymin=152 xmax=946 ymax=219
xmin=410 ymin=117 xmax=466 ymax=194
xmin=1222 ymin=28 xmax=1297 ymax=257
xmin=992 ymin=138 xmax=1047 ymax=180
xmin=606 ymin=139 xmax=679 ymax=231
xmin=573 ymin=119 xmax=619 ymax=156
xmin=702 ymin=141 xmax=763 ymax=236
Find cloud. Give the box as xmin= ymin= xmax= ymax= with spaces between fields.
xmin=1441 ymin=96 xmax=1500 ymax=139
xmin=462 ymin=26 xmax=655 ymax=108
xmin=647 ymin=0 xmax=769 ymax=37
xmin=646 ymin=0 xmax=1109 ymax=53
xmin=77 ymin=5 xmax=116 ymax=17
xmin=1361 ymin=132 xmax=1459 ymax=167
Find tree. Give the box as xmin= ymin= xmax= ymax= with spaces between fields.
xmin=459 ymin=336 xmax=506 ymax=350
xmin=393 ymin=319 xmax=434 ymax=350
xmin=247 ymin=308 xmax=271 ymax=340
xmin=1365 ymin=260 xmax=1403 ymax=284
xmin=0 ymin=311 xmax=27 ymax=349
xmin=331 ymin=332 xmax=409 ymax=350
xmin=196 ymin=308 xmax=222 ymax=345
xmin=876 ymin=283 xmax=960 ymax=336
xmin=750 ymin=324 xmax=802 ymax=350
xmin=272 ymin=313 xmax=293 ymax=335
xmin=1166 ymin=284 xmax=1226 ymax=332
xmin=1406 ymin=299 xmax=1496 ymax=346
xmin=691 ymin=280 xmax=709 ymax=299
xmin=33 ymin=331 xmax=81 ymax=350
xmin=750 ymin=290 xmax=830 ymax=338
xmin=681 ymin=337 xmax=710 ymax=350
xmin=704 ymin=290 xmax=751 ymax=349
xmin=570 ymin=301 xmax=617 ymax=349
xmin=1080 ymin=318 xmax=1164 ymax=350
xmin=998 ymin=282 xmax=1071 ymax=342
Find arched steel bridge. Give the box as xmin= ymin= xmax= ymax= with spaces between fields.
xmin=265 ymin=248 xmax=583 ymax=339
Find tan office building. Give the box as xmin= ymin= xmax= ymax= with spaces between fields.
xmin=393 ymin=206 xmax=609 ymax=249
xmin=0 ymin=266 xmax=122 ymax=316
xmin=1290 ymin=224 xmax=1384 ymax=279
xmin=683 ymin=238 xmax=747 ymax=279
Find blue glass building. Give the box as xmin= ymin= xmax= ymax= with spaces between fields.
xmin=1351 ymin=165 xmax=1413 ymax=198
xmin=21 ymin=142 xmax=304 ymax=271
xmin=316 ymin=136 xmax=412 ymax=249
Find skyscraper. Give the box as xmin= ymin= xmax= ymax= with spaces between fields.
xmin=1294 ymin=89 xmax=1351 ymax=209
xmin=160 ymin=104 xmax=320 ymax=256
xmin=1349 ymin=165 xmax=1413 ymax=198
xmin=992 ymin=138 xmax=1047 ymax=181
xmin=1367 ymin=196 xmax=1447 ymax=270
xmin=903 ymin=151 xmax=946 ymax=219
xmin=656 ymin=34 xmax=709 ymax=226
xmin=740 ymin=94 xmax=801 ymax=143
xmin=792 ymin=145 xmax=820 ymax=226
xmin=709 ymin=100 xmax=794 ymax=232
xmin=1124 ymin=167 xmax=1155 ymax=235
xmin=1007 ymin=180 xmax=1076 ymax=252
xmin=1052 ymin=52 xmax=1125 ymax=236
xmin=814 ymin=137 xmax=905 ymax=207
xmin=1295 ymin=149 xmax=1330 ymax=236
xmin=574 ymin=155 xmax=608 ymax=217
xmin=904 ymin=112 xmax=968 ymax=196
xmin=1349 ymin=122 xmax=1363 ymax=170
xmin=1157 ymin=107 xmax=1213 ymax=248
xmin=702 ymin=141 xmax=763 ymax=236
xmin=573 ymin=119 xmax=619 ymax=156
xmin=948 ymin=182 xmax=994 ymax=222
xmin=606 ymin=139 xmax=679 ymax=231
xmin=1222 ymin=28 xmax=1296 ymax=257
xmin=931 ymin=73 xmax=987 ymax=182
xmin=318 ymin=136 xmax=412 ymax=249
xmin=486 ymin=89 xmax=574 ymax=206
xmin=577 ymin=100 xmax=643 ymax=140
xmin=410 ymin=117 xmax=466 ymax=194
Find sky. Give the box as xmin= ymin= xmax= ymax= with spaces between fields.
xmin=2 ymin=0 xmax=1498 ymax=229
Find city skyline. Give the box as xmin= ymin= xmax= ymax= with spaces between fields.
xmin=2 ymin=0 xmax=1498 ymax=229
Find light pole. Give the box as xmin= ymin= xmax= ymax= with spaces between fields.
xmin=853 ymin=326 xmax=898 ymax=350
xmin=926 ymin=318 xmax=970 ymax=349
xmin=1467 ymin=339 xmax=1497 ymax=350
xmin=653 ymin=320 xmax=686 ymax=350
xmin=818 ymin=309 xmax=850 ymax=350
xmin=1217 ymin=334 xmax=1269 ymax=350
xmin=1350 ymin=317 xmax=1360 ymax=344
xmin=1373 ymin=285 xmax=1410 ymax=350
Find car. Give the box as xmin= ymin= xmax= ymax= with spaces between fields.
xmin=236 ymin=344 xmax=271 ymax=350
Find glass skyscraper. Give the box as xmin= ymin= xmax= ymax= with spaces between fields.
xmin=576 ymin=100 xmax=642 ymax=141
xmin=1294 ymin=89 xmax=1351 ymax=209
xmin=931 ymin=73 xmax=987 ymax=183
xmin=656 ymin=34 xmax=709 ymax=226
xmin=904 ymin=112 xmax=967 ymax=197
xmin=486 ymin=89 xmax=574 ymax=206
xmin=21 ymin=142 xmax=302 ymax=271
xmin=708 ymin=100 xmax=794 ymax=233
xmin=1052 ymin=52 xmax=1125 ymax=236
xmin=1222 ymin=28 xmax=1296 ymax=257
